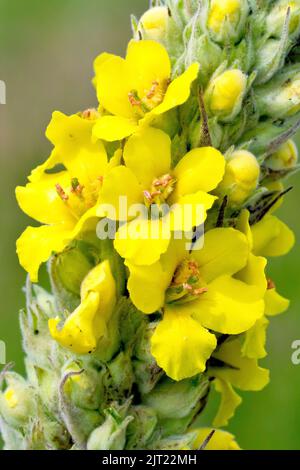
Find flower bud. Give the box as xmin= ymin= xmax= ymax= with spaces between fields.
xmin=126 ymin=406 xmax=157 ymax=449
xmin=207 ymin=0 xmax=249 ymax=44
xmin=138 ymin=6 xmax=169 ymax=42
xmin=87 ymin=405 xmax=133 ymax=450
xmin=62 ymin=361 xmax=104 ymax=410
xmin=266 ymin=139 xmax=298 ymax=170
xmin=49 ymin=243 xmax=94 ymax=313
xmin=143 ymin=375 xmax=209 ymax=423
xmin=133 ymin=322 xmax=164 ymax=395
xmin=266 ymin=1 xmax=300 ymax=39
xmin=0 ymin=373 xmax=36 ymax=428
xmin=20 ymin=286 xmax=57 ymax=371
xmin=105 ymin=351 xmax=134 ymax=400
xmin=52 ymin=245 xmax=94 ymax=298
xmin=216 ymin=150 xmax=260 ymax=205
xmin=254 ymin=2 xmax=291 ymax=83
xmin=152 ymin=432 xmax=197 ymax=450
xmin=255 ymin=66 xmax=300 ymax=118
xmin=205 ymin=69 xmax=247 ymax=122
xmin=195 ymin=35 xmax=223 ymax=86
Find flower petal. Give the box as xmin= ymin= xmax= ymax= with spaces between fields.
xmin=98 ymin=166 xmax=143 ymax=221
xmin=115 ymin=218 xmax=171 ymax=265
xmin=126 ymin=237 xmax=188 ymax=313
xmin=242 ymin=317 xmax=269 ymax=359
xmin=213 ymin=379 xmax=242 ymax=428
xmin=210 ymin=338 xmax=270 ymax=391
xmin=189 ymin=275 xmax=265 ymax=334
xmin=16 ymin=224 xmax=72 ymax=282
xmin=48 ymin=260 xmax=116 ymax=355
xmin=236 ymin=208 xmax=253 ymax=248
xmin=123 ymin=127 xmax=171 ymax=188
xmin=251 ymin=215 xmax=295 ymax=257
xmin=126 ymin=261 xmax=172 ymax=313
xmin=151 ymin=307 xmax=217 ymax=381
xmin=125 ymin=40 xmax=171 ymax=98
xmin=71 ymin=205 xmax=99 ymax=241
xmin=235 ymin=253 xmax=267 ymax=299
xmin=173 ymin=146 xmax=225 ymax=197
xmin=44 ymin=111 xmax=109 ymax=186
xmin=49 ymin=291 xmax=102 ymax=354
xmin=193 ymin=228 xmax=249 ymax=283
xmin=28 ymin=149 xmax=61 ymax=183
xmin=170 ymin=191 xmax=216 ymax=232
xmin=265 ymin=288 xmax=290 ymax=316
xmin=151 ymin=63 xmax=199 ymax=116
xmin=94 ymin=53 xmax=133 ymax=118
xmin=93 ymin=115 xmax=138 ymax=142
xmin=16 ymin=172 xmax=75 ymax=226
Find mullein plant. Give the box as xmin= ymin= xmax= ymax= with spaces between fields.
xmin=1 ymin=0 xmax=300 ymax=450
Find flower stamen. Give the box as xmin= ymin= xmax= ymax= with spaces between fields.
xmin=143 ymin=174 xmax=176 ymax=207
xmin=56 ymin=184 xmax=69 ymax=201
xmin=166 ymin=258 xmax=208 ymax=304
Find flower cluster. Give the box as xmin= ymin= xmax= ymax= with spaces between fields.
xmin=2 ymin=0 xmax=300 ymax=451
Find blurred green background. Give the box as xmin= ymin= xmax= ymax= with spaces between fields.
xmin=0 ymin=0 xmax=299 ymax=450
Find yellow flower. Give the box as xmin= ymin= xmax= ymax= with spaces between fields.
xmin=209 ymin=337 xmax=269 ymax=427
xmin=208 ymin=0 xmax=242 ymax=34
xmin=216 ymin=150 xmax=260 ymax=205
xmin=138 ymin=6 xmax=169 ymax=42
xmin=205 ymin=69 xmax=247 ymax=121
xmin=98 ymin=126 xmax=225 ymax=266
xmin=266 ymin=139 xmax=298 ymax=170
xmin=191 ymin=428 xmax=240 ymax=450
xmin=237 ymin=209 xmax=294 ymax=359
xmin=49 ymin=260 xmax=116 ymax=354
xmin=126 ymin=227 xmax=265 ymax=381
xmin=92 ymin=40 xmax=199 ymax=141
xmin=16 ymin=111 xmax=115 ymax=282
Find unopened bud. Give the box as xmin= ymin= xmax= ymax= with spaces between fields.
xmin=152 ymin=432 xmax=197 ymax=450
xmin=195 ymin=35 xmax=223 ymax=86
xmin=255 ymin=66 xmax=300 ymax=118
xmin=205 ymin=69 xmax=248 ymax=122
xmin=126 ymin=406 xmax=157 ymax=449
xmin=207 ymin=0 xmax=249 ymax=44
xmin=133 ymin=322 xmax=164 ymax=395
xmin=87 ymin=405 xmax=133 ymax=450
xmin=266 ymin=139 xmax=298 ymax=170
xmin=216 ymin=150 xmax=260 ymax=205
xmin=138 ymin=7 xmax=169 ymax=42
xmin=62 ymin=362 xmax=104 ymax=410
xmin=267 ymin=1 xmax=300 ymax=39
xmin=143 ymin=375 xmax=209 ymax=422
xmin=255 ymin=1 xmax=292 ymax=84
xmin=52 ymin=244 xmax=94 ymax=297
xmin=0 ymin=373 xmax=36 ymax=428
